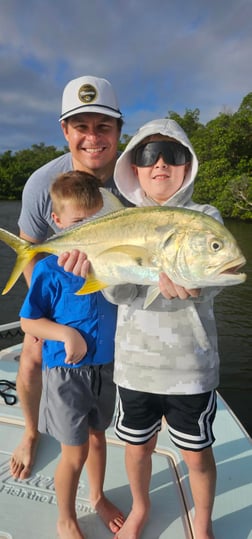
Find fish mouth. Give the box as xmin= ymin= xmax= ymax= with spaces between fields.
xmin=218 ymin=256 xmax=247 ymax=281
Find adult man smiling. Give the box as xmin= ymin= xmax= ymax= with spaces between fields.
xmin=60 ymin=76 xmax=122 ymax=180
xmin=10 ymin=75 xmax=125 ymax=534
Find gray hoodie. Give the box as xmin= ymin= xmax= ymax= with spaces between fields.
xmin=105 ymin=119 xmax=223 ymax=395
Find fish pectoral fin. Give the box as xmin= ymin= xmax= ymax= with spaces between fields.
xmin=143 ymin=285 xmax=161 ymax=309
xmin=75 ymin=274 xmax=108 ymax=295
xmin=98 ymin=245 xmax=150 ymax=266
xmin=186 ymin=304 xmax=210 ymax=351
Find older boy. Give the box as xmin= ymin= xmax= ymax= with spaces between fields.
xmin=65 ymin=119 xmax=222 ymax=539
xmin=107 ymin=118 xmax=222 ymax=539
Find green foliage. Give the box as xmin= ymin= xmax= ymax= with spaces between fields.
xmin=181 ymin=96 xmax=252 ymax=220
xmin=0 ymin=94 xmax=252 ymax=219
xmin=0 ymin=143 xmax=66 ymax=199
xmin=193 ymin=159 xmax=231 ymax=205
xmin=118 ymin=134 xmax=132 ymax=152
xmin=227 ymin=175 xmax=252 ymax=219
xmin=167 ymin=108 xmax=203 ymax=138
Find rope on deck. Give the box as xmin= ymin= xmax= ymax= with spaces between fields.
xmin=0 ymin=327 xmax=24 ymax=339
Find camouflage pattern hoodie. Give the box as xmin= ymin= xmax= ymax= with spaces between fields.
xmin=105 ymin=118 xmax=223 ymax=395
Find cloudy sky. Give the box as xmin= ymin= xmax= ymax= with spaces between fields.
xmin=1 ymin=0 xmax=251 ymax=153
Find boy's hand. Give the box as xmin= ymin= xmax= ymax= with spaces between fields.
xmin=58 ymin=250 xmax=90 ymax=278
xmin=64 ymin=327 xmax=88 ymax=364
xmin=159 ymin=272 xmax=200 ymax=300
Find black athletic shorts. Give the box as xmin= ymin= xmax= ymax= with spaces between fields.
xmin=115 ymin=387 xmax=217 ymax=451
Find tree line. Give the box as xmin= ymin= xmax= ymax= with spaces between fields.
xmin=1 ymin=93 xmax=251 ymax=220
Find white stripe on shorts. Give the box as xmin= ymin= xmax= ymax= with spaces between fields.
xmin=168 ymin=390 xmax=217 ymax=451
xmin=115 ymin=398 xmax=162 ymax=444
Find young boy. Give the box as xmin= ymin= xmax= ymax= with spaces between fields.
xmin=19 ymin=170 xmax=124 ymax=539
xmin=102 ymin=118 xmax=223 ymax=539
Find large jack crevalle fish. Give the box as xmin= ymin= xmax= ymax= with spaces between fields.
xmin=0 ymin=206 xmax=246 ymax=308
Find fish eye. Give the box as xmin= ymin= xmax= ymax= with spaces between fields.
xmin=210 ymin=239 xmax=223 ymax=252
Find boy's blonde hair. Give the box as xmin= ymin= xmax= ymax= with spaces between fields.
xmin=50 ymin=170 xmax=102 ymax=215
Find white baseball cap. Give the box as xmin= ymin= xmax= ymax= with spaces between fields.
xmin=59 ymin=75 xmax=122 ymax=121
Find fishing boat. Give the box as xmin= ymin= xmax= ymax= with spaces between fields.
xmin=0 ymin=321 xmax=251 ymax=539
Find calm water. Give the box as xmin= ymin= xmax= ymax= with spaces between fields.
xmin=0 ymin=201 xmax=251 ymax=435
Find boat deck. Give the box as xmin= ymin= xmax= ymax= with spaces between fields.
xmin=0 ymin=345 xmax=252 ymax=538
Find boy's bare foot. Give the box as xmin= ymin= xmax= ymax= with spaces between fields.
xmin=10 ymin=433 xmax=39 ymax=479
xmin=57 ymin=517 xmax=85 ymax=539
xmin=193 ymin=516 xmax=215 ymax=539
xmin=114 ymin=509 xmax=148 ymax=539
xmin=93 ymin=495 xmax=124 ymax=533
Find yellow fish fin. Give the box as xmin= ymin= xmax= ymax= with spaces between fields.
xmin=98 ymin=245 xmax=150 ymax=265
xmin=0 ymin=228 xmax=37 ymax=295
xmin=75 ymin=274 xmax=108 ymax=295
xmin=143 ymin=285 xmax=161 ymax=309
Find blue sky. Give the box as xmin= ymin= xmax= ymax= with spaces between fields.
xmin=0 ymin=0 xmax=251 ymax=153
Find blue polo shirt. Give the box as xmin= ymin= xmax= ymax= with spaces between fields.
xmin=20 ymin=255 xmax=117 ymax=369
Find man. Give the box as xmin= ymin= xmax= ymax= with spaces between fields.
xmin=10 ymin=75 xmax=125 ymax=533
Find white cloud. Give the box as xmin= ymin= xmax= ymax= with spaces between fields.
xmin=0 ymin=0 xmax=251 ymax=152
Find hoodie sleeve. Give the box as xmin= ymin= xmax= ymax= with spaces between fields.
xmin=192 ymin=286 xmax=223 ymax=303
xmin=102 ymin=284 xmax=139 ymax=305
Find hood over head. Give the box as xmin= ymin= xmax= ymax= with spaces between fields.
xmin=114 ymin=118 xmax=198 ymax=206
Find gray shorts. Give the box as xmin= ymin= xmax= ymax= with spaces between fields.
xmin=39 ymin=362 xmax=116 ymax=446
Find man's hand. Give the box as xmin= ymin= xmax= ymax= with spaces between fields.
xmin=58 ymin=249 xmax=90 ymax=278
xmin=159 ymin=272 xmax=200 ymax=300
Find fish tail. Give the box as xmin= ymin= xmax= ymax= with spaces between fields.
xmin=0 ymin=228 xmax=36 ymax=294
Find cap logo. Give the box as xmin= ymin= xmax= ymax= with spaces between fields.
xmin=78 ymin=84 xmax=97 ymax=104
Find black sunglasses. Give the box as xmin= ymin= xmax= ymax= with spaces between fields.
xmin=131 ymin=141 xmax=192 ymax=167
